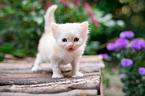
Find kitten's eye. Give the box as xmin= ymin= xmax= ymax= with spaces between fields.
xmin=62 ymin=38 xmax=67 ymax=42
xmin=74 ymin=38 xmax=79 ymax=42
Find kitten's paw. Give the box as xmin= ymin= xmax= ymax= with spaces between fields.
xmin=72 ymin=72 xmax=84 ymax=77
xmin=31 ymin=67 xmax=41 ymax=72
xmin=52 ymin=74 xmax=64 ymax=78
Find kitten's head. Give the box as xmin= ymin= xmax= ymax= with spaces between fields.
xmin=51 ymin=22 xmax=89 ymax=52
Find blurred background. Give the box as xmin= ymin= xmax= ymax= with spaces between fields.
xmin=0 ymin=0 xmax=145 ymax=57
xmin=0 ymin=0 xmax=145 ymax=96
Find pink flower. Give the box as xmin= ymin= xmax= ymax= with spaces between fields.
xmin=75 ymin=0 xmax=80 ymax=6
xmin=84 ymin=3 xmax=100 ymax=27
xmin=59 ymin=0 xmax=71 ymax=8
xmin=45 ymin=0 xmax=52 ymax=9
xmin=71 ymin=0 xmax=80 ymax=7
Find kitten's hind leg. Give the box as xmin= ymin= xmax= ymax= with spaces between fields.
xmin=31 ymin=53 xmax=42 ymax=72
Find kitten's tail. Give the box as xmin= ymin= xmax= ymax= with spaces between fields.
xmin=44 ymin=5 xmax=57 ymax=33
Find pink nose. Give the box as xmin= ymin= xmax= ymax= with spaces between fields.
xmin=69 ymin=44 xmax=73 ymax=48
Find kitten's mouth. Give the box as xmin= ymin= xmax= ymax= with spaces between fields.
xmin=68 ymin=48 xmax=75 ymax=52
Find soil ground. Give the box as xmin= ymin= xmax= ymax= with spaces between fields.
xmin=103 ymin=63 xmax=124 ymax=96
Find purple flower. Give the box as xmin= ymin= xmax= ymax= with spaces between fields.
xmin=107 ymin=43 xmax=116 ymax=51
xmin=120 ymin=31 xmax=134 ymax=39
xmin=121 ymin=58 xmax=133 ymax=67
xmin=142 ymin=41 xmax=145 ymax=49
xmin=130 ymin=38 xmax=144 ymax=50
xmin=139 ymin=67 xmax=145 ymax=75
xmin=99 ymin=53 xmax=108 ymax=59
xmin=121 ymin=74 xmax=127 ymax=78
xmin=107 ymin=39 xmax=129 ymax=51
xmin=115 ymin=38 xmax=129 ymax=50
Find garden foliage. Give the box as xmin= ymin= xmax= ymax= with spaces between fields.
xmin=107 ymin=31 xmax=145 ymax=96
xmin=0 ymin=0 xmax=145 ymax=95
xmin=0 ymin=0 xmax=45 ymax=58
xmin=0 ymin=0 xmax=145 ymax=59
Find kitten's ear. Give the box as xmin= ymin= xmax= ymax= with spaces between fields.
xmin=81 ymin=21 xmax=89 ymax=34
xmin=51 ymin=23 xmax=59 ymax=34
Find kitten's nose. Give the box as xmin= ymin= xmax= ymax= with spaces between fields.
xmin=68 ymin=44 xmax=73 ymax=48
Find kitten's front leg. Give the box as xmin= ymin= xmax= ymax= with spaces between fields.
xmin=50 ymin=60 xmax=64 ymax=78
xmin=71 ymin=58 xmax=83 ymax=77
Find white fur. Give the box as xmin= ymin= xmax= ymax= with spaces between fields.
xmin=31 ymin=5 xmax=89 ymax=78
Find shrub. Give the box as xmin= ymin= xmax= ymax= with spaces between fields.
xmin=0 ymin=0 xmax=45 ymax=57
xmin=0 ymin=0 xmax=124 ymax=59
xmin=107 ymin=31 xmax=145 ymax=96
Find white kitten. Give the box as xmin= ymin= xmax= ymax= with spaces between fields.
xmin=31 ymin=5 xmax=89 ymax=78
